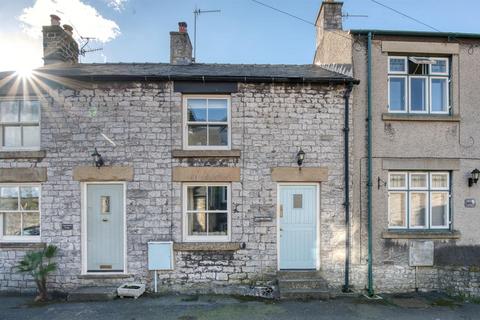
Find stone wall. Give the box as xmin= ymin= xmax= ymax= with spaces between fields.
xmin=0 ymin=81 xmax=350 ymax=294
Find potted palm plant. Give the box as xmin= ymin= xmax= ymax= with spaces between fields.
xmin=17 ymin=244 xmax=58 ymax=302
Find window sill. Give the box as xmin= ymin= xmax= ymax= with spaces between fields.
xmin=173 ymin=242 xmax=242 ymax=252
xmin=0 ymin=150 xmax=46 ymax=160
xmin=382 ymin=230 xmax=461 ymax=240
xmin=0 ymin=242 xmax=46 ymax=249
xmin=78 ymin=274 xmax=133 ymax=279
xmin=172 ymin=149 xmax=241 ymax=158
xmin=382 ymin=113 xmax=460 ymax=122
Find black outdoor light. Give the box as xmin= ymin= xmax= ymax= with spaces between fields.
xmin=469 ymin=168 xmax=480 ymax=187
xmin=91 ymin=148 xmax=104 ymax=168
xmin=296 ymin=148 xmax=305 ymax=167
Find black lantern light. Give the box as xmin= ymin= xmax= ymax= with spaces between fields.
xmin=469 ymin=168 xmax=480 ymax=187
xmin=91 ymin=148 xmax=104 ymax=168
xmin=296 ymin=148 xmax=305 ymax=167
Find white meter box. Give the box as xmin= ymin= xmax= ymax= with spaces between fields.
xmin=148 ymin=241 xmax=174 ymax=270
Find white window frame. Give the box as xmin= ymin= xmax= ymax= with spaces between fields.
xmin=388 ymin=56 xmax=408 ymax=74
xmin=388 ymin=75 xmax=408 ymax=113
xmin=408 ymin=76 xmax=428 ymax=114
xmin=387 ymin=191 xmax=408 ymax=229
xmin=0 ymin=183 xmax=41 ymax=242
xmin=0 ymin=98 xmax=41 ymax=151
xmin=429 ymin=58 xmax=449 ymax=76
xmin=182 ymin=95 xmax=231 ymax=150
xmin=429 ymin=76 xmax=450 ymax=114
xmin=387 ymin=171 xmax=450 ymax=231
xmin=182 ymin=183 xmax=231 ymax=242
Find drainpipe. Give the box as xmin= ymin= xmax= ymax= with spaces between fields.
xmin=367 ymin=31 xmax=374 ymax=297
xmin=342 ymin=81 xmax=353 ymax=293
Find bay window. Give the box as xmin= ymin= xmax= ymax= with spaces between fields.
xmin=388 ymin=172 xmax=450 ymax=230
xmin=388 ymin=56 xmax=450 ymax=114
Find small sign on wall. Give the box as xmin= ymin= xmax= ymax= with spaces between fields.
xmin=61 ymin=224 xmax=73 ymax=230
xmin=409 ymin=240 xmax=434 ymax=267
xmin=465 ymin=199 xmax=476 ymax=208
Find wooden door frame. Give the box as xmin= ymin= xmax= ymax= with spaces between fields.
xmin=276 ymin=182 xmax=320 ymax=271
xmin=81 ymin=181 xmax=127 ymax=275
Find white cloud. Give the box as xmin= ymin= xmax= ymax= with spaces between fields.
xmin=19 ymin=0 xmax=121 ymax=43
xmin=0 ymin=31 xmax=43 ymax=71
xmin=106 ymin=0 xmax=127 ymax=12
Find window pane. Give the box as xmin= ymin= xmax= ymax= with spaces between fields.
xmin=208 ymin=125 xmax=228 ymax=146
xmin=431 ymin=78 xmax=448 ymax=112
xmin=187 ymin=99 xmax=207 ymax=109
xmin=389 ymin=192 xmax=406 ymax=227
xmin=187 ymin=186 xmax=206 ymax=211
xmin=208 ymin=186 xmax=227 ymax=210
xmin=3 ymin=213 xmax=21 ymax=236
xmin=389 ymin=173 xmax=406 ymax=188
xmin=432 ymin=173 xmax=448 ymax=189
xmin=208 ymin=99 xmax=228 ymax=109
xmin=187 ymin=212 xmax=207 ymax=236
xmin=410 ymin=173 xmax=427 ymax=189
xmin=431 ymin=59 xmax=447 ymax=74
xmin=410 ymin=78 xmax=427 ymax=112
xmin=20 ymin=187 xmax=40 ymax=211
xmin=23 ymin=126 xmax=40 ymax=147
xmin=0 ymin=101 xmax=19 ymax=122
xmin=208 ymin=212 xmax=228 ymax=235
xmin=207 ymin=108 xmax=227 ymax=122
xmin=22 ymin=212 xmax=40 ymax=236
xmin=389 ymin=58 xmax=406 ymax=72
xmin=188 ymin=125 xmax=207 ymax=146
xmin=21 ymin=101 xmax=40 ymax=122
xmin=187 ymin=108 xmax=206 ymax=122
xmin=411 ymin=193 xmax=427 ymax=227
xmin=389 ymin=77 xmax=406 ymax=111
xmin=4 ymin=126 xmax=22 ymax=147
xmin=0 ymin=187 xmax=19 ymax=210
xmin=431 ymin=192 xmax=448 ymax=227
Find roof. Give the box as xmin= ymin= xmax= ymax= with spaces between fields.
xmin=349 ymin=29 xmax=480 ymax=40
xmin=0 ymin=63 xmax=357 ymax=84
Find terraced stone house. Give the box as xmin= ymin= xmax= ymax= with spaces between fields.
xmin=0 ymin=13 xmax=357 ymax=298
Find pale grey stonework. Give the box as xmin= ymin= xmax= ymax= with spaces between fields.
xmin=0 ymin=81 xmax=352 ymax=295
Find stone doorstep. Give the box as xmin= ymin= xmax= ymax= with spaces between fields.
xmin=67 ymin=286 xmax=118 ymax=302
xmin=277 ymin=270 xmax=332 ymax=300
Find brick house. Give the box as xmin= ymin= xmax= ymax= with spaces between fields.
xmin=0 ymin=14 xmax=357 ymax=298
xmin=315 ymin=0 xmax=480 ymax=296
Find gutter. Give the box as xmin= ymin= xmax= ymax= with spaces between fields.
xmin=367 ymin=31 xmax=374 ymax=297
xmin=342 ymin=81 xmax=353 ymax=293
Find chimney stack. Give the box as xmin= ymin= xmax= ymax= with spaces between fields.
xmin=42 ymin=14 xmax=79 ymax=65
xmin=318 ymin=0 xmax=343 ymax=30
xmin=170 ymin=22 xmax=193 ymax=65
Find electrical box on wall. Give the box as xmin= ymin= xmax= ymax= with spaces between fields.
xmin=409 ymin=240 xmax=434 ymax=267
xmin=148 ymin=241 xmax=174 ymax=270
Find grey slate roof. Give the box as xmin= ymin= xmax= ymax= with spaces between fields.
xmin=29 ymin=63 xmax=357 ymax=84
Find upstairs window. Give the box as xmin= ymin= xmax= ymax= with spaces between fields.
xmin=388 ymin=172 xmax=450 ymax=230
xmin=0 ymin=99 xmax=40 ymax=149
xmin=183 ymin=96 xmax=230 ymax=150
xmin=388 ymin=56 xmax=449 ymax=114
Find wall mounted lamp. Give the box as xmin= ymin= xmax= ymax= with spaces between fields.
xmin=468 ymin=168 xmax=480 ymax=187
xmin=91 ymin=148 xmax=104 ymax=168
xmin=296 ymin=148 xmax=305 ymax=167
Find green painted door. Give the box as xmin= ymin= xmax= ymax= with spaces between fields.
xmin=86 ymin=184 xmax=124 ymax=272
xmin=279 ymin=185 xmax=318 ymax=269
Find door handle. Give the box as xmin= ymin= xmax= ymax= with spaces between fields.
xmin=279 ymin=204 xmax=283 ymax=218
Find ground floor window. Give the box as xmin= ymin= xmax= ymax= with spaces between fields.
xmin=388 ymin=171 xmax=450 ymax=230
xmin=183 ymin=183 xmax=230 ymax=242
xmin=0 ymin=184 xmax=41 ymax=241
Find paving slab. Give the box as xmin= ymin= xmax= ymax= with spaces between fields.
xmin=67 ymin=286 xmax=117 ymax=302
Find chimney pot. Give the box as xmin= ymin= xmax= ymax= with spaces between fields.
xmin=178 ymin=22 xmax=187 ymax=33
xmin=50 ymin=14 xmax=61 ymax=26
xmin=63 ymin=24 xmax=73 ymax=37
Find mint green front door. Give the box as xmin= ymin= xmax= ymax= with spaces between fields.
xmin=86 ymin=184 xmax=124 ymax=272
xmin=279 ymin=185 xmax=318 ymax=270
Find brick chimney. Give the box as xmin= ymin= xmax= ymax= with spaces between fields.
xmin=314 ymin=1 xmax=352 ymax=66
xmin=42 ymin=14 xmax=79 ymax=65
xmin=170 ymin=22 xmax=192 ymax=65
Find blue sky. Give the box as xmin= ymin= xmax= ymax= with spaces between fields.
xmin=0 ymin=0 xmax=478 ymax=71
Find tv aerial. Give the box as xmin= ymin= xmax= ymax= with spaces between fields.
xmin=79 ymin=36 xmax=103 ymax=56
xmin=193 ymin=7 xmax=221 ymax=62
